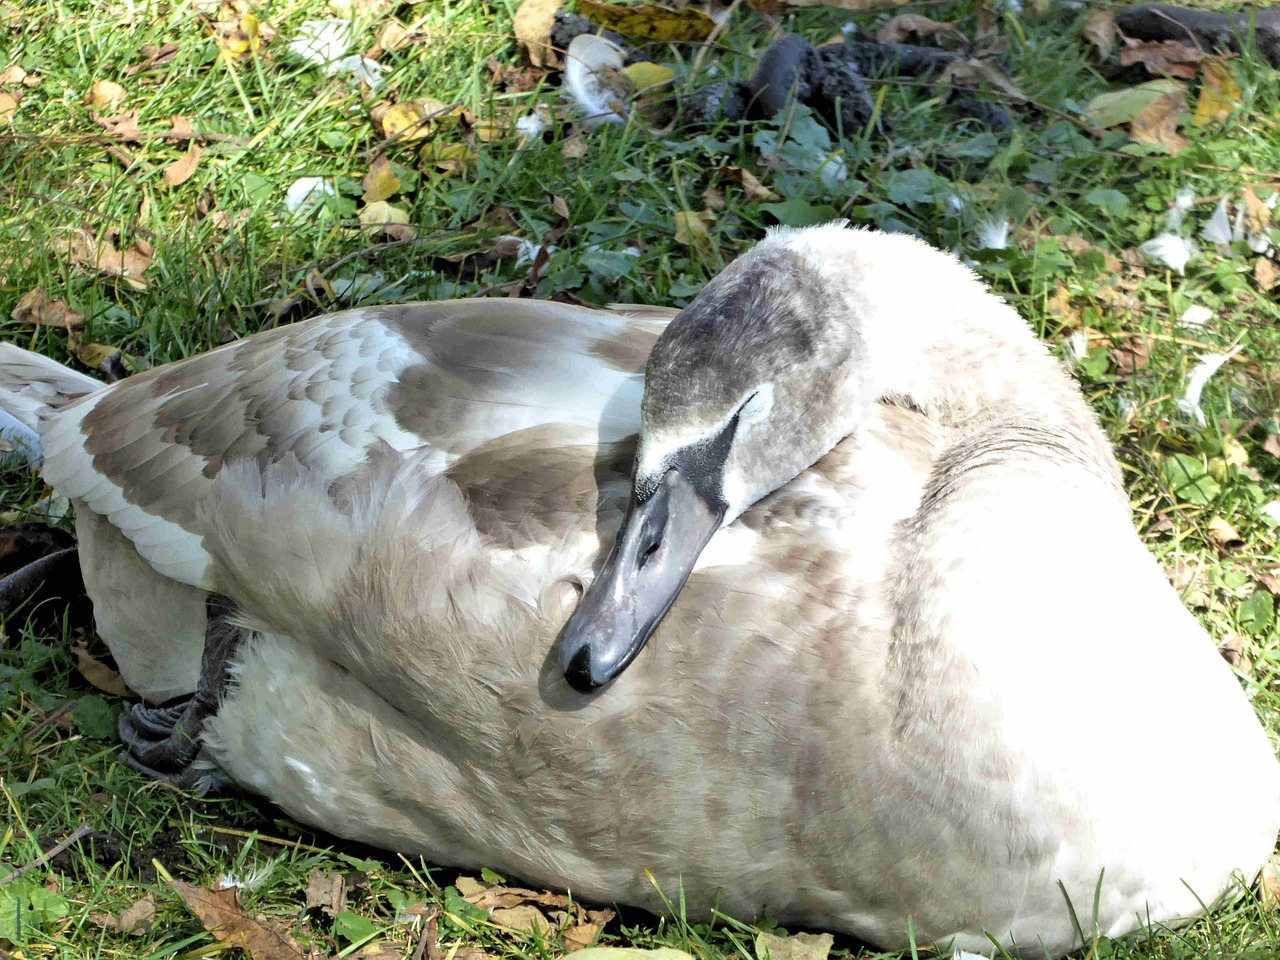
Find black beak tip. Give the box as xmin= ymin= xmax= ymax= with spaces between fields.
xmin=564 ymin=645 xmax=603 ymax=694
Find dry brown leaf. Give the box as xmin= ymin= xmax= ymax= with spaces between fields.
xmin=304 ymin=870 xmax=346 ymax=919
xmin=718 ymin=165 xmax=780 ymax=203
xmin=1083 ymin=9 xmax=1117 ymax=60
xmin=10 ymin=287 xmax=86 ymax=329
xmin=1193 ymin=58 xmax=1240 ymax=126
xmin=767 ymin=0 xmax=909 ymax=10
xmin=562 ymin=134 xmax=586 ymax=159
xmin=370 ymin=20 xmax=409 ymax=58
xmin=562 ymin=908 xmax=614 ymax=951
xmin=123 ymin=42 xmax=179 ymax=76
xmin=491 ymin=905 xmax=552 ymax=934
xmin=0 ymin=90 xmax=16 ymax=122
xmin=702 ymin=186 xmax=726 ymax=211
xmin=1119 ymin=38 xmax=1203 ymax=79
xmin=1108 ymin=334 xmax=1151 ymax=375
xmin=937 ymin=58 xmax=1027 ymax=102
xmin=168 ymin=114 xmax=195 ymax=140
xmin=362 ymin=155 xmax=400 ymax=203
xmin=329 ymin=0 xmax=394 ymax=16
xmin=578 ymin=0 xmax=714 ymax=42
xmin=876 ymin=14 xmax=966 ymax=48
xmin=85 ymin=79 xmax=127 ymax=111
xmin=1256 ymin=257 xmax=1279 ymax=290
xmin=1243 ymin=185 xmax=1272 ymax=234
xmin=1129 ymin=87 xmax=1187 ymax=154
xmin=1218 ymin=630 xmax=1247 ymax=668
xmin=1207 ymin=515 xmax=1243 ymax=549
xmin=0 ymin=64 xmax=26 ymax=85
xmin=1044 ymin=283 xmax=1080 ymax=328
xmin=514 ymin=0 xmax=565 ymax=69
xmin=71 ymin=641 xmax=130 ymax=696
xmin=1260 ymin=854 xmax=1280 ymax=904
xmin=90 ymin=109 xmax=141 ymax=140
xmin=454 ymin=948 xmax=491 ymax=960
xmin=162 ymin=143 xmax=202 ymax=187
xmin=90 ymin=893 xmax=156 ymax=936
xmin=172 ymin=882 xmax=305 ymax=959
xmin=1257 ymin=571 xmax=1280 ymax=597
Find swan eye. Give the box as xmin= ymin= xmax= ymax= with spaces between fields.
xmin=737 ymin=384 xmax=774 ymax=426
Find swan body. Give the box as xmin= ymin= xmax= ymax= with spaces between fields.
xmin=1 ymin=225 xmax=1276 ymax=958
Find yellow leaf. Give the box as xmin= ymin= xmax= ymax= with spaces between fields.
xmin=419 ymin=141 xmax=473 ymax=177
xmin=1193 ymin=59 xmax=1239 ymax=126
xmin=1130 ymin=87 xmax=1188 ymax=155
xmin=514 ymin=0 xmax=564 ymax=68
xmin=620 ymin=61 xmax=674 ymax=92
xmin=673 ymin=209 xmax=715 ymax=261
xmin=359 ymin=200 xmax=415 ymax=241
xmin=578 ymin=0 xmax=714 ymax=42
xmin=382 ymin=99 xmax=461 ymax=143
xmin=362 ymin=155 xmax=400 ymax=203
xmin=0 ymin=90 xmax=14 ymax=123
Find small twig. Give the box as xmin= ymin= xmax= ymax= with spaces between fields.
xmin=1088 ymin=330 xmax=1252 ymax=362
xmin=166 ymin=820 xmax=339 ymax=855
xmin=3 ymin=189 xmax=160 ymax=240
xmin=0 ymin=823 xmax=92 ymax=884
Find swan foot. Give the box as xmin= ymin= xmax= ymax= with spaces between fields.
xmin=117 ymin=593 xmax=245 ymax=789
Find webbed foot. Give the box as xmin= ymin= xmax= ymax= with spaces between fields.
xmin=118 ymin=593 xmax=245 ymax=791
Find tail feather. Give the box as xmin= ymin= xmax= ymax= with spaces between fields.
xmin=0 ymin=342 xmax=102 ymax=465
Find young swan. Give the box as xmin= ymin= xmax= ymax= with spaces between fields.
xmin=556 ymin=223 xmax=1117 ymax=690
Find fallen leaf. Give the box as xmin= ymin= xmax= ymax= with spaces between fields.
xmin=90 ymin=893 xmax=156 ymax=935
xmin=1056 ymin=234 xmax=1123 ymax=273
xmin=1045 ymin=283 xmax=1080 ymax=328
xmin=1243 ymin=185 xmax=1272 ymax=233
xmin=358 ymin=200 xmax=414 ymax=241
xmin=514 ymin=0 xmax=564 ymax=68
xmin=718 ymin=165 xmax=780 ymax=203
xmin=123 ymin=42 xmax=179 ymax=77
xmin=85 ymin=79 xmax=127 ymax=111
xmin=578 ymin=0 xmax=715 ymax=42
xmin=90 ymin=109 xmax=142 ymax=140
xmin=562 ymin=908 xmax=614 ymax=951
xmin=1082 ymin=9 xmax=1117 ymax=60
xmin=766 ymin=0 xmax=911 ymax=8
xmin=0 ymin=64 xmax=26 ymax=85
xmin=382 ymin=98 xmax=461 ymax=143
xmin=71 ymin=641 xmax=130 ymax=695
xmin=937 ymin=58 xmax=1027 ymax=102
xmin=620 ymin=61 xmax=674 ymax=93
xmin=361 ymin=155 xmax=400 ymax=203
xmin=1207 ymin=515 xmax=1243 ymax=549
xmin=674 ymin=209 xmax=715 ymax=261
xmin=1108 ymin=334 xmax=1151 ymax=375
xmin=162 ymin=143 xmax=202 ymax=187
xmin=1260 ymin=854 xmax=1280 ymax=904
xmin=876 ymin=14 xmax=967 ymax=48
xmin=171 ymin=881 xmax=305 ymax=960
xmin=1257 ymin=258 xmax=1279 ymax=290
xmin=1119 ymin=38 xmax=1203 ymax=79
xmin=562 ymin=135 xmax=587 ymax=159
xmin=329 ymin=0 xmax=394 ymax=16
xmin=370 ymin=20 xmax=409 ymax=58
xmin=1193 ymin=58 xmax=1240 ymax=125
xmin=0 ymin=90 xmax=17 ymax=122
xmin=10 ymin=288 xmax=85 ymax=328
xmin=1218 ymin=630 xmax=1246 ymax=667
xmin=57 ymin=228 xmax=152 ymax=289
xmin=755 ymin=931 xmax=834 ymax=960
xmin=1129 ymin=85 xmax=1188 ymax=154
xmin=67 ymin=330 xmax=128 ymax=380
xmin=419 ymin=141 xmax=473 ymax=177
xmin=304 ymin=871 xmax=346 ymax=919
xmin=168 ymin=114 xmax=195 ymax=140
xmin=1083 ymin=78 xmax=1184 ymax=128
xmin=491 ymin=905 xmax=552 ymax=934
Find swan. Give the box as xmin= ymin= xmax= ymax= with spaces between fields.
xmin=0 ymin=224 xmax=1276 ymax=959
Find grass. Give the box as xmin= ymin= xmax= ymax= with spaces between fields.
xmin=2 ymin=0 xmax=1280 ymax=956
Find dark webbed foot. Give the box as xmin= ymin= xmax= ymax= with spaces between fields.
xmin=118 ymin=593 xmax=245 ymax=790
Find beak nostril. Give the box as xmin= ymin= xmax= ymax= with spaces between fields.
xmin=565 ymin=646 xmax=600 ymax=693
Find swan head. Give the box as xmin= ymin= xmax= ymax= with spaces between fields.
xmin=556 ymin=226 xmax=870 ymax=692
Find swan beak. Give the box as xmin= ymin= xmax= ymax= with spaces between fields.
xmin=555 ymin=467 xmax=724 ymax=692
